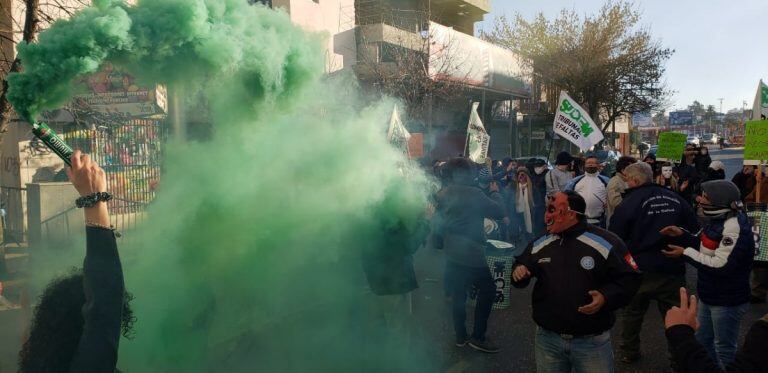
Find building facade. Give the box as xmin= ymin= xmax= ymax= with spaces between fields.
xmin=271 ymin=0 xmax=531 ymax=160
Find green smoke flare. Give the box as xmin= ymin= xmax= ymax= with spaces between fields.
xmin=9 ymin=0 xmax=435 ymax=371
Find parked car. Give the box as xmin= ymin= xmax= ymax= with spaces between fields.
xmin=701 ymin=133 xmax=719 ymax=144
xmin=686 ymin=134 xmax=700 ymax=146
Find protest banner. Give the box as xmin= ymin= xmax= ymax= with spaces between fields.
xmin=553 ymin=91 xmax=604 ymax=151
xmin=656 ymin=132 xmax=688 ymax=161
xmin=744 ymin=120 xmax=768 ymax=165
xmin=752 ymin=80 xmax=768 ymax=121
xmin=387 ymin=106 xmax=411 ymax=156
xmin=466 ymin=102 xmax=490 ymax=163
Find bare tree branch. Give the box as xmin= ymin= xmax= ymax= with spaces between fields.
xmin=484 ymin=1 xmax=673 ymax=145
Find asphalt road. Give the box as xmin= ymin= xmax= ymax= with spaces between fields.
xmin=410 ymin=146 xmax=768 ymax=372
xmin=711 ymin=146 xmax=746 ymax=180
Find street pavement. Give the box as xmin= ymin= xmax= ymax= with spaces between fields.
xmin=710 ymin=146 xmax=747 ymax=180
xmin=410 ymin=146 xmax=768 ymax=372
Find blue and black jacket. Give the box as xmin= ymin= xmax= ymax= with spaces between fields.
xmin=676 ymin=212 xmax=755 ymax=306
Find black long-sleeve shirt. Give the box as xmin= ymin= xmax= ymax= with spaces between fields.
xmin=666 ymin=316 xmax=768 ymax=372
xmin=435 ymin=184 xmax=505 ymax=267
xmin=69 ymin=227 xmax=124 ymax=373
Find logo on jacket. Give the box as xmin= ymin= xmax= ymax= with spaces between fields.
xmin=721 ymin=236 xmax=734 ymax=247
xmin=580 ymin=256 xmax=595 ymax=270
xmin=624 ymin=253 xmax=639 ymax=271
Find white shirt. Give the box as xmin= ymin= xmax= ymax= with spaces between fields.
xmin=574 ymin=173 xmax=608 ymax=220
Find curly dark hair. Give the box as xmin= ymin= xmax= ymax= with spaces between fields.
xmin=17 ymin=268 xmax=136 ymax=372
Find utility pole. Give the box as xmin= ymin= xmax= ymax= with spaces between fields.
xmin=718 ymin=98 xmax=724 ymax=135
xmin=740 ymin=100 xmax=748 ymax=137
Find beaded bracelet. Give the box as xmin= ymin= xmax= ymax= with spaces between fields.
xmin=85 ymin=221 xmax=122 ymax=237
xmin=76 ymin=192 xmax=113 ymax=208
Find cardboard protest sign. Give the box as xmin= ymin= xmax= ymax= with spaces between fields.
xmin=744 ymin=120 xmax=768 ymax=165
xmin=656 ymin=132 xmax=688 ymax=161
xmin=553 ymin=91 xmax=604 ymax=151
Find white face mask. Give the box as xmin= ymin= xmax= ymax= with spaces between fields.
xmin=662 ymin=166 xmax=673 ymax=179
xmin=534 ymin=166 xmax=546 ymax=175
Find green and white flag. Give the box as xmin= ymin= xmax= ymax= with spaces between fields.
xmin=753 ymin=80 xmax=768 ymax=121
xmin=553 ymin=91 xmax=604 ymax=151
xmin=387 ymin=106 xmax=411 ymax=156
xmin=466 ymin=102 xmax=490 ymax=163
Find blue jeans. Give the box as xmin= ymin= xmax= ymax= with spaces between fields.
xmin=696 ymin=302 xmax=748 ymax=367
xmin=535 ymin=328 xmax=614 ymax=373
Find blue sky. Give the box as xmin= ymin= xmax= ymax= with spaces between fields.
xmin=478 ymin=0 xmax=767 ymax=113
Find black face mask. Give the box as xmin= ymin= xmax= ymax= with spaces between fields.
xmin=585 ymin=166 xmax=599 ymax=174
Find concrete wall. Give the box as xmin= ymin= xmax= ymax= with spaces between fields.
xmin=26 ymin=182 xmax=81 ymax=248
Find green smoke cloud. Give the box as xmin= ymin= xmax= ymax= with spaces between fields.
xmin=9 ymin=0 xmax=436 ymax=371
xmin=8 ymin=0 xmax=321 ymax=124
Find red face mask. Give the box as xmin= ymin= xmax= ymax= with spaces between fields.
xmin=545 ymin=193 xmax=579 ymax=234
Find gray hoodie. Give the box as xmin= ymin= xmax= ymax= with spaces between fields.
xmin=546 ymin=167 xmax=574 ymax=197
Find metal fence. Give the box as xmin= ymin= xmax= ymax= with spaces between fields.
xmin=61 ymin=118 xmax=165 ymax=234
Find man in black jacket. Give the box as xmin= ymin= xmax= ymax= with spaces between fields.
xmin=665 ymin=288 xmax=768 ymax=372
xmin=609 ymin=162 xmax=699 ymax=365
xmin=512 ymin=191 xmax=641 ymax=372
xmin=435 ymin=158 xmax=506 ymax=353
xmin=18 ymin=151 xmax=131 ymax=372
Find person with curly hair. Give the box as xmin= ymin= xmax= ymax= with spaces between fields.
xmin=18 ymin=150 xmax=134 ymax=373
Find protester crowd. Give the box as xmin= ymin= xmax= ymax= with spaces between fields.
xmin=13 ymin=146 xmax=768 ymax=373
xmin=430 ymin=145 xmax=768 ymax=372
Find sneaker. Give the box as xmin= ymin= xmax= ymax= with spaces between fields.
xmin=468 ymin=337 xmax=500 ymax=354
xmin=455 ymin=337 xmax=468 ymax=347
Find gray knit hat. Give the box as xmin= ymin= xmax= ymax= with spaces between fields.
xmin=700 ymin=180 xmax=741 ymax=208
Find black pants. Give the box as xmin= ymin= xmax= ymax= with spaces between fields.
xmin=620 ymin=272 xmax=686 ymax=357
xmin=752 ymin=266 xmax=768 ymax=300
xmin=446 ymin=261 xmax=495 ymax=341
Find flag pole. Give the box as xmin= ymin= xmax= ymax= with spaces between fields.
xmin=463 ymin=103 xmax=472 ymax=157
xmin=758 ymin=161 xmax=764 ymax=204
